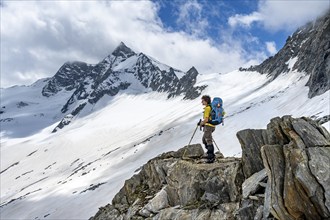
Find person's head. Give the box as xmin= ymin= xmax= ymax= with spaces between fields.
xmin=201 ymin=95 xmax=211 ymax=106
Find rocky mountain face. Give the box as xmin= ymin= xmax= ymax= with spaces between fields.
xmin=90 ymin=116 xmax=330 ymax=220
xmin=42 ymin=42 xmax=205 ymax=132
xmin=242 ymin=10 xmax=330 ymax=98
xmin=237 ymin=116 xmax=330 ymax=219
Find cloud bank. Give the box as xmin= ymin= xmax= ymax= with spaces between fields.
xmin=1 ymin=0 xmax=328 ymax=88
xmin=228 ymin=0 xmax=329 ymax=32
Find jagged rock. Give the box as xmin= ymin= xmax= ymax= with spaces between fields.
xmin=237 ymin=199 xmax=264 ymax=220
xmin=240 ymin=116 xmax=330 ymax=219
xmin=90 ymin=144 xmax=244 ymax=220
xmin=42 ymin=61 xmax=94 ymax=97
xmin=90 ymin=116 xmax=330 ymax=220
xmin=236 ymin=129 xmax=267 ymax=179
xmin=292 ymin=118 xmax=330 ymax=147
xmin=243 ymin=10 xmax=330 ymax=98
xmin=153 ymin=203 xmax=239 ymax=220
xmin=261 ymin=144 xmax=292 ymax=220
xmin=316 ymin=114 xmax=330 ymax=125
xmin=139 ymin=186 xmax=169 ymax=215
xmin=237 ymin=116 xmax=330 ymax=220
xmin=242 ymin=169 xmax=267 ymax=199
xmin=237 ymin=115 xmax=316 ymax=179
xmin=308 ymin=147 xmax=330 ymax=211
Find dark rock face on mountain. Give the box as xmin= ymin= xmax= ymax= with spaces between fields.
xmin=43 ymin=42 xmax=205 ymax=132
xmin=42 ymin=61 xmax=94 ymax=97
xmin=237 ymin=116 xmax=330 ymax=219
xmin=243 ymin=11 xmax=330 ymax=98
xmin=90 ymin=116 xmax=330 ymax=220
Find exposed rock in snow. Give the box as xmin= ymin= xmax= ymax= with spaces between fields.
xmin=243 ymin=10 xmax=330 ymax=98
xmin=90 ymin=116 xmax=330 ymax=220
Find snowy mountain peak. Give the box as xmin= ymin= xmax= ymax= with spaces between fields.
xmin=186 ymin=66 xmax=198 ymax=75
xmin=111 ymin=42 xmax=136 ymax=58
xmin=37 ymin=43 xmax=206 ymax=132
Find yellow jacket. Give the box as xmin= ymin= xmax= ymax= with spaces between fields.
xmin=204 ymin=105 xmax=215 ymax=128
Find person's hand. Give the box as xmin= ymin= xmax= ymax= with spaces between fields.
xmin=197 ymin=119 xmax=202 ymax=126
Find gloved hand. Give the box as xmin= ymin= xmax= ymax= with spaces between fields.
xmin=197 ymin=119 xmax=202 ymax=126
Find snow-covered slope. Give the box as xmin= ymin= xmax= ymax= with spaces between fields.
xmin=1 ymin=67 xmax=329 ymax=219
xmin=245 ymin=10 xmax=330 ymax=98
xmin=0 ymin=42 xmax=204 ymax=138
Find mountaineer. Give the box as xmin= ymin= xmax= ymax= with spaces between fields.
xmin=199 ymin=95 xmax=216 ymax=163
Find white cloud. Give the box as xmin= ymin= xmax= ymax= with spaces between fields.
xmin=0 ymin=0 xmax=263 ymax=88
xmin=228 ymin=0 xmax=329 ymax=32
xmin=265 ymin=41 xmax=277 ymax=55
xmin=258 ymin=0 xmax=329 ymax=32
xmin=176 ymin=0 xmax=208 ymax=37
xmin=228 ymin=12 xmax=262 ymax=28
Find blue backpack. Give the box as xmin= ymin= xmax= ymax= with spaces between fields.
xmin=209 ymin=97 xmax=225 ymax=125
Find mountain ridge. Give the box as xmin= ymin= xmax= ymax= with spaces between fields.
xmin=39 ymin=42 xmax=206 ymax=132
xmin=242 ymin=10 xmax=330 ymax=98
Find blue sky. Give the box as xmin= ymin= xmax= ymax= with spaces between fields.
xmin=1 ymin=0 xmax=329 ymax=87
xmin=155 ymin=0 xmax=322 ymax=55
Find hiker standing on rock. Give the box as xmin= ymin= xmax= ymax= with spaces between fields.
xmin=199 ymin=95 xmax=216 ymax=163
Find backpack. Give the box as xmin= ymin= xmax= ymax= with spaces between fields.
xmin=209 ymin=97 xmax=225 ymax=125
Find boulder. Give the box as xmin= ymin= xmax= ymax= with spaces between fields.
xmin=90 ymin=145 xmax=244 ymax=220
xmin=242 ymin=169 xmax=267 ymax=199
xmin=240 ymin=116 xmax=330 ymax=219
xmin=236 ymin=129 xmax=267 ymax=179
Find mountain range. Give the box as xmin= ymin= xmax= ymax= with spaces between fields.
xmin=0 ymin=10 xmax=329 ymax=220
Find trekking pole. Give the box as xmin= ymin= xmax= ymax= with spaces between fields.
xmin=188 ymin=119 xmax=201 ymax=146
xmin=212 ymin=138 xmax=220 ymax=151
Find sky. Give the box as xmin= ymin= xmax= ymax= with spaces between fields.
xmin=1 ymin=0 xmax=329 ymax=88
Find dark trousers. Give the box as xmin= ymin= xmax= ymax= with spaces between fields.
xmin=202 ymin=125 xmax=215 ymax=160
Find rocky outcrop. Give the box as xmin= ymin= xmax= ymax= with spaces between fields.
xmin=90 ymin=116 xmax=330 ymax=219
xmin=90 ymin=144 xmax=244 ymax=220
xmin=42 ymin=61 xmax=94 ymax=97
xmin=238 ymin=116 xmax=330 ymax=220
xmin=242 ymin=10 xmax=330 ymax=98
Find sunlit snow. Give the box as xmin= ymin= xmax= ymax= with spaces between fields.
xmin=1 ymin=69 xmax=329 ymax=219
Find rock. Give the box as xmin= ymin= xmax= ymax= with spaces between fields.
xmin=237 ymin=199 xmax=264 ymax=220
xmin=238 ymin=116 xmax=330 ymax=220
xmin=140 ymin=186 xmax=169 ymax=214
xmin=236 ymin=129 xmax=267 ymax=179
xmin=90 ymin=116 xmax=330 ymax=220
xmin=215 ymin=151 xmax=225 ymax=159
xmin=292 ymin=118 xmax=330 ymax=147
xmin=261 ymin=145 xmax=293 ymax=220
xmin=263 ymin=180 xmax=272 ymax=219
xmin=242 ymin=169 xmax=267 ymax=199
xmin=89 ymin=144 xmax=244 ymax=220
xmin=259 ymin=117 xmax=330 ymax=220
xmin=181 ymin=144 xmax=205 ymax=159
xmin=254 ymin=205 xmax=264 ymax=220
xmin=308 ymin=147 xmax=330 ymax=211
